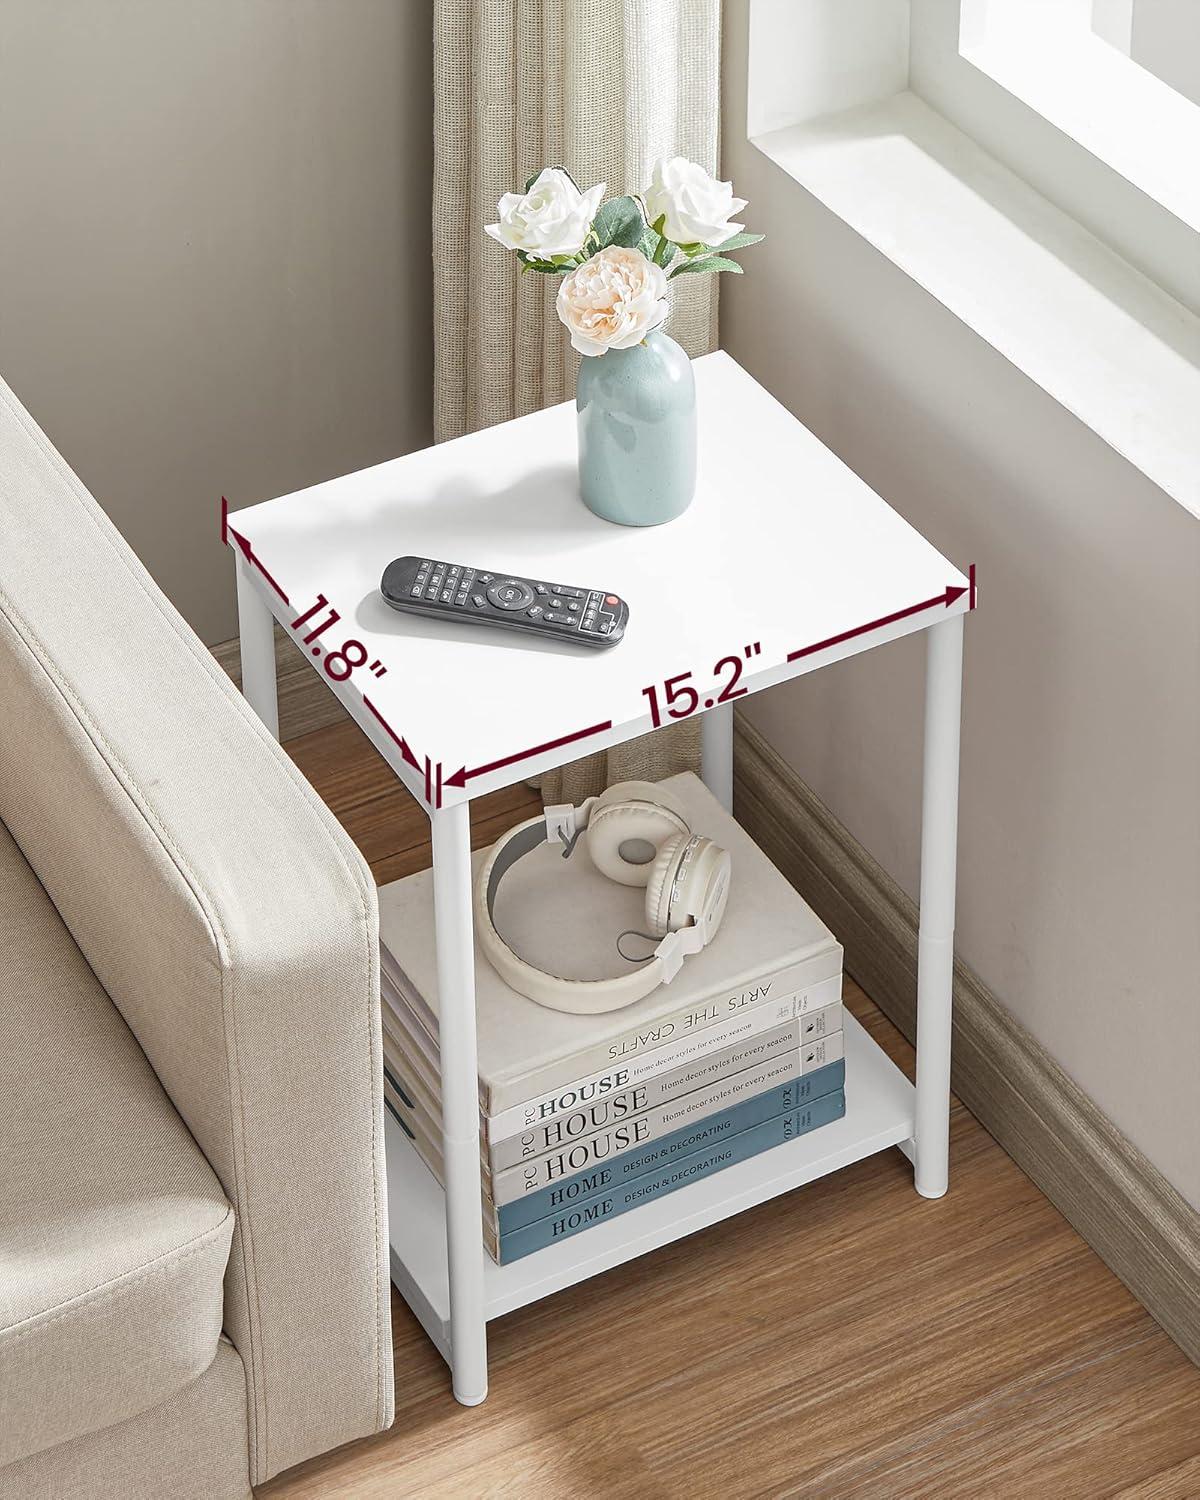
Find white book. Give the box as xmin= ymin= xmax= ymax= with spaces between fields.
xmin=377 ymin=772 xmax=844 ymax=1114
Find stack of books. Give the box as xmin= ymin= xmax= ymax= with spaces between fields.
xmin=379 ymin=773 xmax=846 ymax=1264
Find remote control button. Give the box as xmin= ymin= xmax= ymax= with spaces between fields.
xmin=534 ymin=583 xmax=549 ymax=596
xmin=567 ymin=601 xmax=580 ymax=612
xmin=472 ymin=594 xmax=486 ymax=607
xmin=605 ymin=594 xmax=619 ymax=606
xmin=477 ymin=573 xmax=493 ymax=584
xmin=455 ymin=592 xmax=468 ymax=606
xmin=527 ymin=605 xmax=544 ymax=618
xmin=440 ymin=589 xmax=452 ymax=603
xmin=549 ymin=597 xmax=563 ymax=609
xmin=546 ymin=611 xmax=577 ymax=625
xmin=558 ymin=586 xmax=584 ymax=598
xmin=487 ymin=579 xmax=535 ymax=610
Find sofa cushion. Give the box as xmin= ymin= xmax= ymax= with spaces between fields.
xmin=0 ymin=824 xmax=235 ymax=1468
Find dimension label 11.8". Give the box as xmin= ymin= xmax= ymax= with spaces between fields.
xmin=640 ymin=642 xmax=762 ymax=728
xmin=290 ymin=594 xmax=389 ymax=684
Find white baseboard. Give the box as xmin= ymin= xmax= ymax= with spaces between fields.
xmin=733 ymin=713 xmax=1200 ymax=1366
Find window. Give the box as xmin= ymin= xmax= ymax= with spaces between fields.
xmin=748 ymin=0 xmax=1200 ymax=313
xmin=745 ymin=0 xmax=1200 ymax=516
xmin=954 ymin=0 xmax=1200 ymax=237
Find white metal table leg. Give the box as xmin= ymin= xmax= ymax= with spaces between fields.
xmin=700 ymin=701 xmax=734 ymax=811
xmin=234 ymin=555 xmax=279 ymax=739
xmin=431 ymin=801 xmax=489 ymax=1405
xmin=913 ymin=613 xmax=964 ymax=1199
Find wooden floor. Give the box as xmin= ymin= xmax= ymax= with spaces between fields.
xmin=259 ymin=719 xmax=1200 ymax=1500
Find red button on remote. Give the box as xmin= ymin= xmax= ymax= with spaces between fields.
xmin=605 ymin=594 xmax=619 ymax=605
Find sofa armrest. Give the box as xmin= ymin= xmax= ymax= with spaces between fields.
xmin=0 ymin=373 xmax=392 ymax=1485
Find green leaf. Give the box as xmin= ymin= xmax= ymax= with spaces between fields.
xmin=591 ymin=195 xmax=646 ymax=250
xmin=517 ymin=249 xmax=572 ymax=275
xmin=669 ymin=255 xmax=743 ymax=278
xmin=712 ymin=231 xmax=764 ymax=252
xmin=677 ymin=232 xmax=766 ymax=264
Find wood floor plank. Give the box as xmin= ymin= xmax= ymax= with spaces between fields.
xmin=1111 ymin=1453 xmax=1200 ymax=1499
xmin=287 ymin=716 xmax=542 ymax=879
xmin=256 ymin=723 xmax=1200 ymax=1499
xmin=829 ymin=1329 xmax=1200 ymax=1500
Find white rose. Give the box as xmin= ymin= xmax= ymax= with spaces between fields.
xmin=555 ymin=246 xmax=669 ymax=357
xmin=485 ymin=168 xmax=605 ymax=258
xmin=642 ymin=156 xmax=747 ymax=247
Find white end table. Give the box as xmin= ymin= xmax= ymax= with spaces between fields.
xmin=229 ymin=352 xmax=972 ymax=1407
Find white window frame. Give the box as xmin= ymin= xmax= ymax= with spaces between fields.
xmin=744 ymin=0 xmax=1200 ymax=517
xmin=956 ymin=0 xmax=1200 ymax=232
xmin=909 ymin=0 xmax=1200 ymax=310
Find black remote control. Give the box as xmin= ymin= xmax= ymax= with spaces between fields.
xmin=380 ymin=556 xmax=629 ymax=649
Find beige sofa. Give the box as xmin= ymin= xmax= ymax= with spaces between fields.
xmin=0 ymin=374 xmax=393 ymax=1497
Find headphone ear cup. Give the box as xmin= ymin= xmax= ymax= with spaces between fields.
xmin=644 ymin=834 xmax=689 ymax=938
xmin=587 ymin=797 xmax=691 ymax=888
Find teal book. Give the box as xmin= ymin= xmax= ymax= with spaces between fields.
xmin=496 ymin=1058 xmax=846 ymax=1235
xmin=496 ymin=1087 xmax=846 ymax=1264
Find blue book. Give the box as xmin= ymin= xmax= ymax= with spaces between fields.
xmin=496 ymin=1057 xmax=846 ymax=1235
xmin=496 ymin=1087 xmax=846 ymax=1263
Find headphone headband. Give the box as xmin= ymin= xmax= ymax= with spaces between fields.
xmin=475 ymin=785 xmax=730 ymax=1016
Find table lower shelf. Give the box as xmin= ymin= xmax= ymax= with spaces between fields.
xmin=385 ymin=1011 xmax=914 ymax=1362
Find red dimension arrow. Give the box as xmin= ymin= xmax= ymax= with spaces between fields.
xmin=444 ymin=718 xmax=613 ymax=790
xmin=363 ymin=696 xmax=420 ymax=771
xmin=226 ymin=525 xmax=290 ymax=606
xmin=786 ymin=583 xmax=968 ymax=664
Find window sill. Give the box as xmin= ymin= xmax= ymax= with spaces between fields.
xmin=752 ymin=90 xmax=1200 ymax=520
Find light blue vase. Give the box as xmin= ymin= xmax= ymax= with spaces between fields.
xmin=575 ymin=330 xmax=696 ymax=526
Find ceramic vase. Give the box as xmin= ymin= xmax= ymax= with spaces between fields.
xmin=575 ymin=330 xmax=696 ymax=526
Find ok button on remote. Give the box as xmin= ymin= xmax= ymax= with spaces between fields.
xmin=487 ymin=578 xmax=535 ymax=611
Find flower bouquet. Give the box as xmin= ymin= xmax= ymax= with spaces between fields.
xmin=486 ymin=158 xmax=763 ymax=525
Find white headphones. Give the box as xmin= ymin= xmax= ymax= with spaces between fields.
xmin=476 ymin=780 xmax=732 ymax=1015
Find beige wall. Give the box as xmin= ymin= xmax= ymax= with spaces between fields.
xmin=0 ymin=0 xmax=433 ymax=646
xmin=722 ymin=1 xmax=1200 ymax=1207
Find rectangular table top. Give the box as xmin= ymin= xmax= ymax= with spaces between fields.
xmin=230 ymin=352 xmax=970 ymax=808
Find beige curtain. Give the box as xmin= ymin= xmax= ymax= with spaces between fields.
xmin=433 ymin=0 xmax=719 ymax=801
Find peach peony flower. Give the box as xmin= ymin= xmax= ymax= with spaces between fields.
xmin=555 ymin=245 xmax=669 ymax=357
